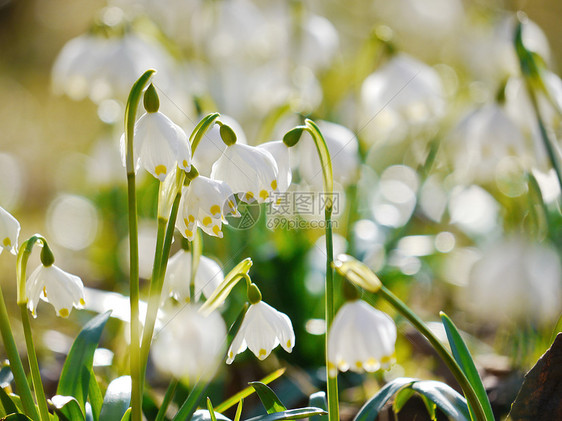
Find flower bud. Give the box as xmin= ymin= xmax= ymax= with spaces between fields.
xmin=333 ymin=254 xmax=382 ymax=292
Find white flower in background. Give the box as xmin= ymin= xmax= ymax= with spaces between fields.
xmin=120 ymin=112 xmax=191 ymax=181
xmin=52 ymin=29 xmax=175 ymax=103
xmin=26 ymin=264 xmax=85 ymax=318
xmin=360 ymin=53 xmax=444 ymax=146
xmin=464 ymin=236 xmax=562 ymax=325
xmin=258 ymin=141 xmax=292 ymax=192
xmin=295 ymin=14 xmax=339 ymax=71
xmin=152 ymin=305 xmax=226 ymax=383
xmin=298 ymin=120 xmax=359 ymax=190
xmin=162 ymin=250 xmax=224 ymax=302
xmin=448 ymin=103 xmax=528 ymax=184
xmin=191 ymin=116 xmax=247 ymax=177
xmin=0 ymin=206 xmax=20 ymax=255
xmin=327 ymin=300 xmax=396 ymax=376
xmin=176 ymin=175 xmax=238 ymax=241
xmin=211 ymin=143 xmax=279 ymax=204
xmin=227 ymin=301 xmax=295 ymax=364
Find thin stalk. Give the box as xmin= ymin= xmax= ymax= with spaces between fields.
xmin=19 ymin=304 xmax=50 ymax=421
xmin=377 ymin=286 xmax=487 ymax=421
xmin=303 ymin=119 xmax=339 ymax=421
xmin=124 ymin=69 xmax=156 ymax=421
xmin=155 ymin=379 xmax=178 ymax=421
xmin=140 ymin=193 xmax=182 ymax=375
xmin=0 ymin=287 xmax=38 ymax=419
xmin=172 ymin=381 xmax=207 ymax=421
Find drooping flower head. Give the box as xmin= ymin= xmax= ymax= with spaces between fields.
xmin=211 ymin=143 xmax=279 ymax=204
xmin=176 ymin=174 xmax=239 ymax=241
xmin=227 ymin=291 xmax=295 ymax=364
xmin=327 ymin=300 xmax=396 ymax=376
xmin=26 ymin=264 xmax=86 ymax=318
xmin=152 ymin=304 xmax=226 ymax=383
xmin=258 ymin=140 xmax=292 ymax=193
xmin=120 ymin=84 xmax=191 ymax=181
xmin=162 ymin=249 xmax=224 ymax=303
xmin=0 ymin=206 xmax=20 ymax=255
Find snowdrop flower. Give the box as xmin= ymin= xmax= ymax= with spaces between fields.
xmin=120 ymin=90 xmax=191 ymax=182
xmin=464 ymin=236 xmax=562 ymax=325
xmin=26 ymin=264 xmax=85 ymax=318
xmin=0 ymin=206 xmax=20 ymax=255
xmin=298 ymin=120 xmax=359 ymax=190
xmin=211 ymin=143 xmax=279 ymax=204
xmin=162 ymin=250 xmax=224 ymax=302
xmin=227 ymin=300 xmax=295 ymax=364
xmin=152 ymin=304 xmax=226 ymax=383
xmin=258 ymin=141 xmax=292 ymax=193
xmin=327 ymin=300 xmax=396 ymax=376
xmin=176 ymin=175 xmax=238 ymax=241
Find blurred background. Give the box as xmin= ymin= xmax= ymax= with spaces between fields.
xmin=1 ymin=0 xmax=562 ymax=419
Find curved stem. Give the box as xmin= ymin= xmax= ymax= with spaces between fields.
xmin=0 ymin=286 xmax=38 ymax=419
xmin=303 ymin=119 xmax=339 ymax=421
xmin=377 ymin=286 xmax=487 ymax=421
xmin=124 ymin=69 xmax=156 ymax=421
xmin=19 ymin=304 xmax=50 ymax=421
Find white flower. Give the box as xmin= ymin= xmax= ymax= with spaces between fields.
xmin=327 ymin=300 xmax=396 ymax=377
xmin=227 ymin=301 xmax=295 ymax=364
xmin=258 ymin=141 xmax=292 ymax=193
xmin=162 ymin=250 xmax=224 ymax=302
xmin=152 ymin=305 xmax=226 ymax=383
xmin=176 ymin=175 xmax=238 ymax=241
xmin=120 ymin=111 xmax=191 ymax=181
xmin=298 ymin=120 xmax=359 ymax=189
xmin=211 ymin=143 xmax=279 ymax=204
xmin=463 ymin=236 xmax=562 ymax=325
xmin=0 ymin=206 xmax=20 ymax=255
xmin=26 ymin=264 xmax=85 ymax=318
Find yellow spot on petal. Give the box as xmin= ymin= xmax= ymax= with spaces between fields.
xmin=210 ymin=205 xmax=221 ymax=215
xmin=183 ymin=218 xmax=189 ymax=226
xmin=188 ymin=215 xmax=195 ymax=223
xmin=2 ymin=237 xmax=10 ymax=247
xmin=380 ymin=355 xmax=392 ymax=364
xmin=245 ymin=192 xmax=254 ymax=201
xmin=355 ymin=361 xmax=363 ymax=369
xmin=182 ymin=160 xmax=188 ymax=168
xmin=79 ymin=298 xmax=86 ymax=306
xmin=229 ymin=351 xmax=234 ymax=358
xmin=258 ymin=348 xmax=267 ymax=359
xmin=212 ymin=225 xmax=221 ymax=236
xmin=366 ymin=357 xmax=377 ymax=366
xmin=271 ymin=180 xmax=277 ymax=190
xmin=185 ymin=229 xmax=193 ymax=238
xmin=43 ymin=287 xmax=47 ymax=297
xmin=155 ymin=165 xmax=167 ymax=176
xmin=259 ymin=190 xmax=269 ymax=200
xmin=59 ymin=308 xmax=69 ymax=318
xmin=202 ymin=216 xmax=212 ymax=226
xmin=286 ymin=340 xmax=292 ymax=348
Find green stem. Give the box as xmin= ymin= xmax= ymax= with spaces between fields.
xmin=303 ymin=119 xmax=339 ymax=421
xmin=140 ymin=193 xmax=182 ymax=377
xmin=19 ymin=304 xmax=50 ymax=421
xmin=155 ymin=379 xmax=178 ymax=421
xmin=172 ymin=381 xmax=207 ymax=421
xmin=377 ymin=286 xmax=487 ymax=421
xmin=0 ymin=286 xmax=38 ymax=420
xmin=124 ymin=69 xmax=156 ymax=421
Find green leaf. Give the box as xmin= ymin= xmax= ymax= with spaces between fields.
xmin=440 ymin=312 xmax=494 ymax=421
xmin=99 ymin=376 xmax=131 ymax=421
xmin=190 ymin=113 xmax=220 ymax=153
xmin=354 ymin=378 xmax=416 ymax=421
xmin=308 ymin=392 xmax=327 ymax=421
xmin=215 ymin=368 xmax=285 ymax=413
xmin=1 ymin=414 xmax=33 ymax=420
xmin=393 ymin=388 xmax=415 ymax=414
xmin=249 ymin=382 xmax=286 ymax=414
xmin=57 ymin=312 xmax=111 ymax=414
xmin=50 ymin=395 xmax=85 ymax=421
xmin=419 ymin=395 xmax=436 ymax=420
xmin=120 ymin=408 xmax=131 ymax=421
xmin=0 ymin=388 xmax=18 ymax=416
xmin=88 ymin=369 xmax=103 ymax=421
xmin=233 ymin=400 xmax=243 ymax=421
xmin=410 ymin=380 xmax=470 ymax=421
xmin=207 ymin=398 xmax=218 ymax=421
xmin=245 ymin=408 xmax=326 ymax=421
